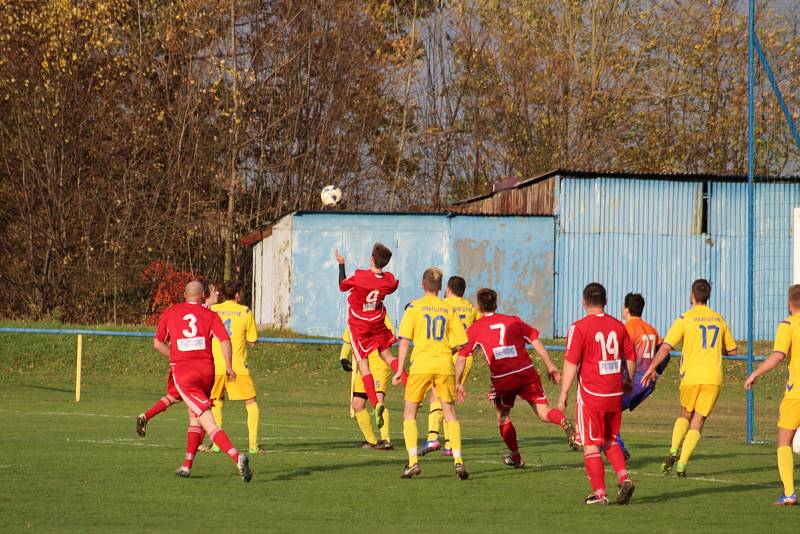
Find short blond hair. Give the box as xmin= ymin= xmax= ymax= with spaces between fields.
xmin=422 ymin=267 xmax=443 ymax=292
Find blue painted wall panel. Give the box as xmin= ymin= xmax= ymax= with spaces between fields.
xmin=451 ymin=217 xmax=555 ymax=335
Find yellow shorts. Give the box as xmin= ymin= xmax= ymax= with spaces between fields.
xmin=210 ymin=373 xmax=257 ymax=401
xmin=679 ymin=384 xmax=720 ymax=417
xmin=353 ymin=362 xmax=392 ymax=395
xmin=406 ymin=374 xmax=455 ymax=404
xmin=425 ymin=355 xmax=471 ymax=399
xmin=778 ymin=398 xmax=800 ymax=430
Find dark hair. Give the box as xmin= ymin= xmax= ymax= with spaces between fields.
xmin=583 ymin=283 xmax=607 ymax=307
xmin=476 ymin=288 xmax=497 ymax=313
xmin=202 ymin=280 xmax=221 ymax=297
xmin=624 ymin=293 xmax=645 ymax=317
xmin=372 ymin=243 xmax=392 ymax=269
xmin=447 ymin=276 xmax=466 ymax=297
xmin=789 ymin=284 xmax=800 ymax=307
xmin=692 ymin=279 xmax=711 ymax=304
xmin=222 ymin=280 xmax=243 ymax=301
xmin=422 ymin=267 xmax=443 ymax=292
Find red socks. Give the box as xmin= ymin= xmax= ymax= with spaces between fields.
xmin=182 ymin=425 xmax=205 ymax=469
xmin=604 ymin=442 xmax=629 ymax=484
xmin=389 ymin=358 xmax=408 ymax=385
xmin=499 ymin=420 xmax=519 ymax=457
xmin=584 ymin=451 xmax=607 ymax=497
xmin=361 ymin=373 xmax=380 ymax=408
xmin=210 ymin=428 xmax=240 ymax=463
xmin=546 ymin=408 xmax=565 ymax=426
xmin=144 ymin=397 xmax=172 ymax=421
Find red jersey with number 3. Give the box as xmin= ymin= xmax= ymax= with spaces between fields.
xmin=458 ymin=312 xmax=541 ymax=387
xmin=564 ymin=313 xmax=635 ymax=412
xmin=155 ymin=302 xmax=230 ymax=366
xmin=340 ymin=269 xmax=399 ymax=332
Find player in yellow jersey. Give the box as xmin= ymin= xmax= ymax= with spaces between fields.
xmin=643 ymin=279 xmax=737 ymax=477
xmin=422 ymin=276 xmax=479 ymax=456
xmin=393 ymin=267 xmax=469 ymax=479
xmin=745 ymin=285 xmax=800 ymax=505
xmin=339 ymin=315 xmax=394 ymax=450
xmin=202 ymin=280 xmax=262 ymax=454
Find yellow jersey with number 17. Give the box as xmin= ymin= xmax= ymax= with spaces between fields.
xmin=445 ymin=296 xmax=479 ymax=331
xmin=663 ymin=304 xmax=736 ymax=386
xmin=774 ymin=314 xmax=800 ymax=400
xmin=399 ymin=295 xmax=468 ymax=376
xmin=211 ymin=300 xmax=258 ymax=375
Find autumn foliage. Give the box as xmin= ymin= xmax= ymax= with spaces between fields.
xmin=140 ymin=262 xmax=197 ymax=325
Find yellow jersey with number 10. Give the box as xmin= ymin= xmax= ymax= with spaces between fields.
xmin=399 ymin=295 xmax=468 ymax=376
xmin=774 ymin=314 xmax=800 ymax=400
xmin=663 ymin=304 xmax=736 ymax=386
xmin=211 ymin=300 xmax=258 ymax=375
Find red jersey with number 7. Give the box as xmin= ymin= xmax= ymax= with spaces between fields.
xmin=564 ymin=313 xmax=635 ymax=412
xmin=458 ymin=312 xmax=541 ymax=386
xmin=339 ymin=269 xmax=399 ymax=332
xmin=155 ymin=302 xmax=230 ymax=365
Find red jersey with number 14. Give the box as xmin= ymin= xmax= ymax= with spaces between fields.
xmin=458 ymin=312 xmax=541 ymax=388
xmin=564 ymin=313 xmax=635 ymax=412
xmin=340 ymin=269 xmax=399 ymax=331
xmin=155 ymin=302 xmax=230 ymax=365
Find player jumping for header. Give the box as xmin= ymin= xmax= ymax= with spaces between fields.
xmin=336 ymin=243 xmax=407 ymax=428
xmin=559 ymin=283 xmax=636 ymax=505
xmin=455 ymin=288 xmax=577 ymax=469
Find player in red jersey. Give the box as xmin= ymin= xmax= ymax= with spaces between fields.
xmin=455 ymin=289 xmax=578 ymax=468
xmin=558 ymin=283 xmax=636 ymax=505
xmin=336 ymin=243 xmax=407 ymax=428
xmin=136 ymin=281 xmax=220 ymax=437
xmin=152 ymin=281 xmax=251 ymax=482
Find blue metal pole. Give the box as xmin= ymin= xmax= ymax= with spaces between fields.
xmin=746 ymin=0 xmax=755 ymax=445
xmin=754 ymin=36 xmax=800 ymax=152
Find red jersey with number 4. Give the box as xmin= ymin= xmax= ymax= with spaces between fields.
xmin=340 ymin=269 xmax=399 ymax=332
xmin=459 ymin=312 xmax=541 ymax=387
xmin=564 ymin=313 xmax=635 ymax=412
xmin=155 ymin=302 xmax=230 ymax=365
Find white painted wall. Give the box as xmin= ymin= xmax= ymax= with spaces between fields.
xmin=252 ymin=215 xmax=293 ymax=327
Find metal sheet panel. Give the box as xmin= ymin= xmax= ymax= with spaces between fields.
xmin=252 ymin=215 xmax=292 ymax=326
xmin=554 ymin=232 xmax=710 ymax=337
xmin=451 ymin=216 xmax=555 ymax=336
xmin=289 ymin=213 xmax=450 ymax=337
xmin=560 ymin=178 xmax=701 ymax=235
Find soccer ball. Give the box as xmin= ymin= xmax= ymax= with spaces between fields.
xmin=321 ymin=185 xmax=342 ymax=207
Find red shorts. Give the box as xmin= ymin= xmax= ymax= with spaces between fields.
xmin=347 ymin=322 xmax=396 ymax=362
xmin=488 ymin=369 xmax=547 ymax=409
xmin=575 ymin=398 xmax=621 ymax=447
xmin=166 ymin=370 xmax=180 ymax=399
xmin=170 ymin=362 xmax=214 ymax=417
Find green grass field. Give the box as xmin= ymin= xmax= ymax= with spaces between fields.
xmin=0 ymin=321 xmax=794 ymax=533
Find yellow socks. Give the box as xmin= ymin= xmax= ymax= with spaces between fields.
xmin=403 ymin=419 xmax=419 ymax=465
xmin=427 ymin=401 xmax=443 ymax=442
xmin=212 ymin=399 xmax=224 ymax=428
xmin=671 ymin=417 xmax=690 ymax=453
xmin=778 ymin=446 xmax=795 ymax=496
xmin=678 ymin=429 xmax=702 ymax=466
xmin=380 ymin=408 xmax=391 ymax=442
xmin=355 ymin=409 xmax=377 ymax=445
xmin=245 ymin=402 xmax=260 ymax=451
xmin=446 ymin=420 xmax=463 ymax=464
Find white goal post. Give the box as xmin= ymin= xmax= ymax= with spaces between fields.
xmin=794 ymin=207 xmax=800 ymax=285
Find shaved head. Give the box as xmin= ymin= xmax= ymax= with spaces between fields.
xmin=185 ymin=281 xmax=205 ymax=302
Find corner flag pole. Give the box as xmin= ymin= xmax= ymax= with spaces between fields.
xmin=76 ymin=334 xmax=83 ymax=402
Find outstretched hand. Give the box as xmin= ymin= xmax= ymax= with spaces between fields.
xmin=335 ymin=249 xmax=345 ymax=265
xmin=744 ymin=373 xmax=758 ymax=390
xmin=641 ymin=367 xmax=657 ymax=387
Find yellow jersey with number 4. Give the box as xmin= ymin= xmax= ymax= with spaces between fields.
xmin=664 ymin=304 xmax=736 ymax=386
xmin=445 ymin=296 xmax=479 ymax=331
xmin=774 ymin=314 xmax=800 ymax=400
xmin=399 ymin=295 xmax=468 ymax=375
xmin=211 ymin=300 xmax=258 ymax=375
